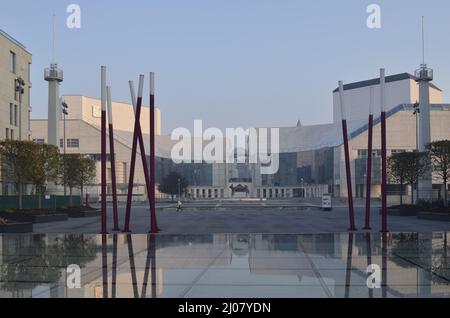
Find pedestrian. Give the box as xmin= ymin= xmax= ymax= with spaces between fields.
xmin=176 ymin=200 xmax=183 ymax=212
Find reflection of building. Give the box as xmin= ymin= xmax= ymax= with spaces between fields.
xmin=0 ymin=30 xmax=32 ymax=195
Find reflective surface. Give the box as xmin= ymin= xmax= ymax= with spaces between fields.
xmin=0 ymin=233 xmax=449 ymax=298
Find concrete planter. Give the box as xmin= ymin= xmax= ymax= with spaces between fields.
xmin=67 ymin=209 xmax=101 ymax=218
xmin=0 ymin=222 xmax=33 ymax=233
xmin=379 ymin=206 xmax=420 ymax=217
xmin=0 ymin=211 xmax=68 ymax=224
xmin=417 ymin=212 xmax=450 ymax=222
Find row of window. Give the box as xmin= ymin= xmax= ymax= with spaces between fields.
xmin=34 ymin=138 xmax=80 ymax=148
xmin=357 ymin=149 xmax=406 ymax=158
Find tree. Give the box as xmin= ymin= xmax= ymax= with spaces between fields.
xmin=0 ymin=140 xmax=36 ymax=209
xmin=29 ymin=143 xmax=60 ymax=209
xmin=388 ymin=152 xmax=427 ymax=205
xmin=76 ymin=156 xmax=96 ymax=203
xmin=158 ymin=172 xmax=188 ymax=201
xmin=60 ymin=154 xmax=82 ymax=206
xmin=427 ymin=140 xmax=450 ymax=207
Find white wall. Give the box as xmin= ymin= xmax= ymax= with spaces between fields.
xmin=333 ymin=78 xmax=442 ymax=123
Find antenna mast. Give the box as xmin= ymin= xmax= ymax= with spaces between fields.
xmin=421 ymin=16 xmax=425 ymax=66
xmin=52 ymin=14 xmax=56 ymax=63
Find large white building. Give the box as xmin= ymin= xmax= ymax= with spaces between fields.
xmin=30 ymin=72 xmax=450 ymax=202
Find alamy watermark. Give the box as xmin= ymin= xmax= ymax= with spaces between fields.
xmin=171 ymin=120 xmax=280 ymax=175
xmin=66 ymin=4 xmax=82 ymax=29
xmin=66 ymin=264 xmax=81 ymax=289
xmin=366 ymin=264 xmax=382 ymax=289
xmin=367 ymin=4 xmax=381 ymax=29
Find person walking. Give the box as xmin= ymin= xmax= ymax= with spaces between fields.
xmin=176 ymin=200 xmax=183 ymax=212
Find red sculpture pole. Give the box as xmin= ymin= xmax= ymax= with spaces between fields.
xmin=123 ymin=76 xmax=153 ymax=232
xmin=380 ymin=69 xmax=388 ymax=233
xmin=124 ymin=76 xmax=145 ymax=232
xmin=364 ymin=87 xmax=375 ymax=230
xmin=101 ymin=66 xmax=107 ymax=235
xmin=339 ymin=81 xmax=356 ymax=231
xmin=107 ymin=86 xmax=120 ymax=231
xmin=149 ymin=72 xmax=159 ymax=233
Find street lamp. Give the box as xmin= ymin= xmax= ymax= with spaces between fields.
xmin=413 ymin=101 xmax=420 ymax=202
xmin=15 ymin=77 xmax=26 ymax=140
xmin=62 ymin=99 xmax=69 ymax=196
xmin=178 ymin=178 xmax=181 ymax=200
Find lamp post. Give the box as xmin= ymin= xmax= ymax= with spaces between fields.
xmin=178 ymin=178 xmax=181 ymax=200
xmin=413 ymin=101 xmax=420 ymax=203
xmin=61 ymin=99 xmax=69 ymax=196
xmin=15 ymin=77 xmax=26 ymax=141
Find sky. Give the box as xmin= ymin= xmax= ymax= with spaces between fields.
xmin=1 ymin=0 xmax=450 ymax=134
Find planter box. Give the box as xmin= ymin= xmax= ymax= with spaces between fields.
xmin=417 ymin=212 xmax=450 ymax=222
xmin=68 ymin=209 xmax=101 ymax=218
xmin=379 ymin=207 xmax=420 ymax=217
xmin=0 ymin=211 xmax=68 ymax=224
xmin=0 ymin=222 xmax=33 ymax=233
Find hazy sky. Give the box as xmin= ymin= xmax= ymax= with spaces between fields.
xmin=1 ymin=0 xmax=450 ymax=133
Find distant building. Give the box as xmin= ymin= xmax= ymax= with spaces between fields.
xmin=0 ymin=29 xmax=32 ymax=195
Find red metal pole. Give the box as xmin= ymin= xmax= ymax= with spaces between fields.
xmin=124 ymin=76 xmax=153 ymax=232
xmin=342 ymin=119 xmax=356 ymax=231
xmin=339 ymin=81 xmax=356 ymax=232
xmin=123 ymin=93 xmax=143 ymax=232
xmin=381 ymin=111 xmax=388 ymax=232
xmin=380 ymin=68 xmax=388 ymax=233
xmin=364 ymin=113 xmax=374 ymax=230
xmin=149 ymin=72 xmax=159 ymax=233
xmin=101 ymin=66 xmax=107 ymax=235
xmin=107 ymin=86 xmax=120 ymax=231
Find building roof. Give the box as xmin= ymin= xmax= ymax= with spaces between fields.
xmin=278 ymin=103 xmax=450 ymax=153
xmin=0 ymin=29 xmax=31 ymax=54
xmin=332 ymin=72 xmax=442 ymax=93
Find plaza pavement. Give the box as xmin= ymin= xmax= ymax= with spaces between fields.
xmin=32 ymin=199 xmax=450 ymax=234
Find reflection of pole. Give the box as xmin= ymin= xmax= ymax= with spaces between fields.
xmin=101 ymin=66 xmax=107 ymax=235
xmin=364 ymin=87 xmax=375 ymax=230
xmin=345 ymin=232 xmax=354 ymax=298
xmin=142 ymin=234 xmax=157 ymax=298
xmin=380 ymin=69 xmax=388 ymax=233
xmin=112 ymin=234 xmax=118 ymax=298
xmin=126 ymin=234 xmax=139 ymax=298
xmin=339 ymin=81 xmax=356 ymax=231
xmin=107 ymin=86 xmax=120 ymax=231
xmin=365 ymin=233 xmax=373 ymax=298
xmin=149 ymin=72 xmax=159 ymax=233
xmin=101 ymin=234 xmax=108 ymax=298
xmin=381 ymin=232 xmax=388 ymax=298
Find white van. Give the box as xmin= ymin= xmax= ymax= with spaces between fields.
xmin=322 ymin=194 xmax=332 ymax=211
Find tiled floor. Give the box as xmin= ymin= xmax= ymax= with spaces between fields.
xmin=0 ymin=233 xmax=449 ymax=298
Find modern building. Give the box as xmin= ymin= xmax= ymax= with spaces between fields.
xmin=30 ymin=72 xmax=450 ymax=202
xmin=0 ymin=30 xmax=32 ymax=141
xmin=0 ymin=29 xmax=32 ymax=195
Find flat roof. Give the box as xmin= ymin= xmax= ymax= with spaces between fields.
xmin=332 ymin=72 xmax=442 ymax=93
xmin=0 ymin=29 xmax=29 ymax=52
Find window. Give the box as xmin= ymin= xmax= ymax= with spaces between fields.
xmin=28 ymin=110 xmax=31 ymax=130
xmin=9 ymin=104 xmax=13 ymax=125
xmin=5 ymin=128 xmax=9 ymax=140
xmin=10 ymin=51 xmax=16 ymax=73
xmin=14 ymin=105 xmax=18 ymax=126
xmin=67 ymin=139 xmax=80 ymax=148
xmin=60 ymin=139 xmax=64 ymax=148
xmin=10 ymin=129 xmax=14 ymax=140
xmin=34 ymin=139 xmax=45 ymax=144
